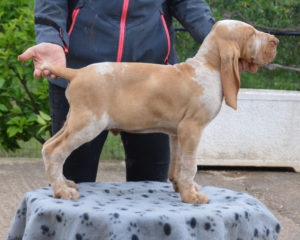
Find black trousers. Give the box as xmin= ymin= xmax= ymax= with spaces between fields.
xmin=49 ymin=82 xmax=170 ymax=183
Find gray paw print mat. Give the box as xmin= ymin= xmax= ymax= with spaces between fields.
xmin=7 ymin=182 xmax=280 ymax=240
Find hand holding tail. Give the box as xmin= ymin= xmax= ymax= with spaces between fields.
xmin=40 ymin=63 xmax=77 ymax=82
xmin=18 ymin=43 xmax=66 ymax=79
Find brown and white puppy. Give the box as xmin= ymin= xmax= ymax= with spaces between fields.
xmin=41 ymin=20 xmax=278 ymax=204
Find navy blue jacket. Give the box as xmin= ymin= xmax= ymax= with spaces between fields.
xmin=35 ymin=0 xmax=215 ymax=88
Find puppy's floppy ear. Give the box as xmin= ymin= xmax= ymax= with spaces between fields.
xmin=218 ymin=40 xmax=240 ymax=110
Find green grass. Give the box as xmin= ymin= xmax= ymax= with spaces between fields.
xmin=100 ymin=133 xmax=125 ymax=160
xmin=0 ymin=137 xmax=42 ymax=158
xmin=0 ymin=132 xmax=125 ymax=159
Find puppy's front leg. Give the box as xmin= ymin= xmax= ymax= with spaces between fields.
xmin=168 ymin=135 xmax=200 ymax=193
xmin=176 ymin=120 xmax=209 ymax=204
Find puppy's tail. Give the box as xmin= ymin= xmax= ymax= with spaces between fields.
xmin=40 ymin=63 xmax=77 ymax=83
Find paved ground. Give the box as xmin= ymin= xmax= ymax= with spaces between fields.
xmin=1 ymin=158 xmax=299 ymax=239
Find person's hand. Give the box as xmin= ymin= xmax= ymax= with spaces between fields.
xmin=18 ymin=43 xmax=66 ymax=79
xmin=238 ymin=59 xmax=258 ymax=73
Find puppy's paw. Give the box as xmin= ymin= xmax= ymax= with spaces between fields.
xmin=53 ymin=184 xmax=80 ymax=200
xmin=179 ymin=185 xmax=209 ymax=204
xmin=64 ymin=179 xmax=78 ymax=190
xmin=185 ymin=192 xmax=209 ymax=204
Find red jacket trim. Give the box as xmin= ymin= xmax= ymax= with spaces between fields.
xmin=68 ymin=8 xmax=80 ymax=36
xmin=160 ymin=13 xmax=171 ymax=64
xmin=117 ymin=0 xmax=130 ymax=62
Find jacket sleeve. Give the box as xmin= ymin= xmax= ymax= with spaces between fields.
xmin=34 ymin=0 xmax=69 ymax=49
xmin=168 ymin=0 xmax=216 ymax=43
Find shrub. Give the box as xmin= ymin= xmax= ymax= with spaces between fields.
xmin=0 ymin=0 xmax=50 ymax=151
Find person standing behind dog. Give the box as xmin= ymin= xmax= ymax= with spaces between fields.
xmin=18 ymin=0 xmax=216 ymax=183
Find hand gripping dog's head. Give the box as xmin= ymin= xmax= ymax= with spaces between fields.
xmin=199 ymin=20 xmax=279 ymax=109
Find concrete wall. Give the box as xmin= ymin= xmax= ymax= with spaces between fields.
xmin=197 ymin=89 xmax=300 ymax=172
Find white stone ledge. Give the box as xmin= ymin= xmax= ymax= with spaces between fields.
xmin=197 ymin=88 xmax=300 ymax=172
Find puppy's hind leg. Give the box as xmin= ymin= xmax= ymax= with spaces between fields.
xmin=42 ymin=111 xmax=108 ymax=200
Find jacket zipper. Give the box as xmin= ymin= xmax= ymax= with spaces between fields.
xmin=160 ymin=13 xmax=171 ymax=64
xmin=117 ymin=0 xmax=130 ymax=62
xmin=59 ymin=28 xmax=69 ymax=54
xmin=60 ymin=8 xmax=81 ymax=54
xmin=68 ymin=8 xmax=80 ymax=35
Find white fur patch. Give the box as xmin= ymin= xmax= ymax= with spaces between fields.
xmin=121 ymin=63 xmax=128 ymax=74
xmin=253 ymin=37 xmax=261 ymax=60
xmin=94 ymin=62 xmax=114 ymax=75
xmin=42 ymin=145 xmax=68 ymax=182
xmin=70 ymin=113 xmax=111 ymax=147
xmin=189 ymin=62 xmax=223 ymax=119
xmin=196 ymin=35 xmax=214 ymax=57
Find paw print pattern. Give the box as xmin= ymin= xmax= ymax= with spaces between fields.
xmin=56 ymin=209 xmax=67 ymax=226
xmin=109 ymin=231 xmax=118 ymax=240
xmin=72 ymin=203 xmax=82 ymax=207
xmin=127 ymin=188 xmax=135 ymax=194
xmin=231 ymin=212 xmax=242 ymax=228
xmin=75 ymin=232 xmax=89 ymax=240
xmin=127 ymin=222 xmax=141 ymax=240
xmin=116 ymin=190 xmax=125 ymax=197
xmin=244 ymin=210 xmax=251 ymax=221
xmin=214 ymin=209 xmax=223 ymax=218
xmin=40 ymin=225 xmax=56 ymax=237
xmin=36 ymin=207 xmax=45 ymax=217
xmin=186 ymin=217 xmax=198 ymax=237
xmin=109 ymin=212 xmax=121 ymax=224
xmin=158 ymin=215 xmax=172 ymax=237
xmin=225 ymin=195 xmax=239 ymax=202
xmin=202 ymin=216 xmax=217 ymax=233
xmin=16 ymin=207 xmax=26 ymax=219
xmin=79 ymin=213 xmax=93 ymax=227
xmin=134 ymin=211 xmax=146 ymax=217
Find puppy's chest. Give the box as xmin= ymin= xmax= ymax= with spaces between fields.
xmin=193 ymin=68 xmax=223 ymax=120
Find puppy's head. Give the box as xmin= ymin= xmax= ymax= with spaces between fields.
xmin=211 ymin=20 xmax=279 ymax=109
xmin=241 ymin=25 xmax=279 ymax=66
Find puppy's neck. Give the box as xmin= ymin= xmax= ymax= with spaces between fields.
xmin=192 ymin=34 xmax=221 ymax=72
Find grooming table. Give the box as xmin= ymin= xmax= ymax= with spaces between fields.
xmin=8 ymin=182 xmax=280 ymax=240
